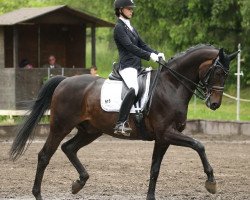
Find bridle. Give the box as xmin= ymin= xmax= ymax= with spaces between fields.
xmin=201 ymin=56 xmax=229 ymax=94
xmin=156 ymin=54 xmax=229 ymax=101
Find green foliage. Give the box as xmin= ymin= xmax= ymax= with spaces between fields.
xmin=133 ymin=0 xmax=249 ymax=86
xmin=86 ymin=40 xmax=118 ymax=77
xmin=0 ymin=0 xmax=250 ymax=86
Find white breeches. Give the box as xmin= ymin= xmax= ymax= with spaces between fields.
xmin=119 ymin=67 xmax=139 ymax=95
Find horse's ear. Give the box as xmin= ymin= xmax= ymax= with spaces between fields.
xmin=218 ymin=48 xmax=224 ymax=60
xmin=228 ymin=50 xmax=239 ymax=61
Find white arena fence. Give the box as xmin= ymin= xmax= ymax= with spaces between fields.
xmin=223 ymin=92 xmax=250 ymax=102
xmin=0 ymin=93 xmax=250 ymax=117
xmin=0 ymin=110 xmax=50 ymax=117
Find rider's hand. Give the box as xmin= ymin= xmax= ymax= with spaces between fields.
xmin=150 ymin=53 xmax=159 ymax=62
xmin=158 ymin=53 xmax=166 ymax=61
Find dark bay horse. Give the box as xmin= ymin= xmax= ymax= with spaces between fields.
xmin=10 ymin=44 xmax=238 ymax=200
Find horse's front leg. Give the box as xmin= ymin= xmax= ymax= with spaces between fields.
xmin=147 ymin=141 xmax=170 ymax=200
xmin=164 ymin=128 xmax=217 ymax=194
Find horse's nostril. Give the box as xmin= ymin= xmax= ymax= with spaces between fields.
xmin=211 ymin=103 xmax=219 ymax=109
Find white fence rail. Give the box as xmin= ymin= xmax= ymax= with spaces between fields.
xmin=0 ymin=110 xmax=50 ymax=116
xmin=223 ymin=93 xmax=250 ymax=102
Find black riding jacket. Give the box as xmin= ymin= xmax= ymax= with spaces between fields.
xmin=114 ymin=19 xmax=158 ymax=70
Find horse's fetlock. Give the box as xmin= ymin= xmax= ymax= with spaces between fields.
xmin=207 ymin=167 xmax=213 ymax=175
xmin=80 ymin=173 xmax=89 ymax=182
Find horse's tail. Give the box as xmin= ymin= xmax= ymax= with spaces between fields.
xmin=10 ymin=76 xmax=66 ymax=161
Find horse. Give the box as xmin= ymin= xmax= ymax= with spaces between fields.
xmin=10 ymin=44 xmax=238 ymax=200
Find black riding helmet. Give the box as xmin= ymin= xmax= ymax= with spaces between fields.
xmin=114 ymin=0 xmax=136 ymax=9
xmin=114 ymin=0 xmax=136 ymax=18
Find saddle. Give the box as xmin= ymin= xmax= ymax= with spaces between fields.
xmin=105 ymin=63 xmax=153 ymax=141
xmin=109 ymin=63 xmax=150 ymax=103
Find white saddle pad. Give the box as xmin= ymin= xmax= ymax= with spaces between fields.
xmin=101 ymin=72 xmax=151 ymax=113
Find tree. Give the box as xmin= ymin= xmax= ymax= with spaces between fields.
xmin=0 ymin=0 xmax=249 ymax=86
xmin=132 ymin=0 xmax=248 ymax=86
xmin=240 ymin=0 xmax=250 ymax=85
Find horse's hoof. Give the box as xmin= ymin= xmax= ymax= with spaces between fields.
xmin=205 ymin=180 xmax=217 ymax=194
xmin=72 ymin=180 xmax=84 ymax=194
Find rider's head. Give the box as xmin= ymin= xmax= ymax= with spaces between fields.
xmin=114 ymin=0 xmax=136 ymax=19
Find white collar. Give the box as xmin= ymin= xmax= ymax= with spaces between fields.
xmin=119 ymin=16 xmax=133 ymax=31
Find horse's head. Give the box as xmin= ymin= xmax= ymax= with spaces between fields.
xmin=199 ymin=48 xmax=238 ymax=110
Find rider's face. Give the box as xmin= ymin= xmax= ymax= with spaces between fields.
xmin=122 ymin=7 xmax=133 ymax=19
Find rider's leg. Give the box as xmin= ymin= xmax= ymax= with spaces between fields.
xmin=119 ymin=67 xmax=139 ymax=95
xmin=114 ymin=67 xmax=138 ymax=135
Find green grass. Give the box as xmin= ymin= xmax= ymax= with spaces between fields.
xmin=188 ymin=97 xmax=250 ymax=121
xmin=0 ymin=116 xmax=50 ymax=125
xmin=188 ymin=87 xmax=250 ymax=121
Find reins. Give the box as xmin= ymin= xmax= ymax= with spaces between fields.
xmin=156 ymin=59 xmax=207 ymax=100
xmin=143 ymin=59 xmax=205 ymax=115
xmin=156 ymin=56 xmax=227 ymax=101
xmin=143 ymin=63 xmax=163 ymax=114
xmin=143 ymin=56 xmax=227 ymax=114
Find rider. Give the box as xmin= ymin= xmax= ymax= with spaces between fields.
xmin=113 ymin=0 xmax=165 ymax=135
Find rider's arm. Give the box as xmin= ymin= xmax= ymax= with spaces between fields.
xmin=114 ymin=25 xmax=151 ymax=60
xmin=135 ymin=30 xmax=158 ymax=54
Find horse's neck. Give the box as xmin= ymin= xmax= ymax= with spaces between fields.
xmin=160 ymin=49 xmax=217 ymax=103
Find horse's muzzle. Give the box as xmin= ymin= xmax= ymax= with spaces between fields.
xmin=210 ymin=102 xmax=220 ymax=110
xmin=206 ymin=99 xmax=220 ymax=110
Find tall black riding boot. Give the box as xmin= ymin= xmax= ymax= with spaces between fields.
xmin=114 ymin=88 xmax=136 ymax=136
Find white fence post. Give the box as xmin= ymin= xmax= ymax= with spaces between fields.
xmin=47 ymin=67 xmax=50 ymax=79
xmin=61 ymin=68 xmax=64 ymax=76
xmin=235 ymin=43 xmax=243 ymax=121
xmin=193 ymin=91 xmax=197 ymax=114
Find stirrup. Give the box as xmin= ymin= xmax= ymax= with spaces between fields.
xmin=114 ymin=121 xmax=132 ymax=137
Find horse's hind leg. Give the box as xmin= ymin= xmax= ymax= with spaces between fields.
xmin=32 ymin=126 xmax=71 ymax=200
xmin=61 ymin=124 xmax=102 ymax=194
